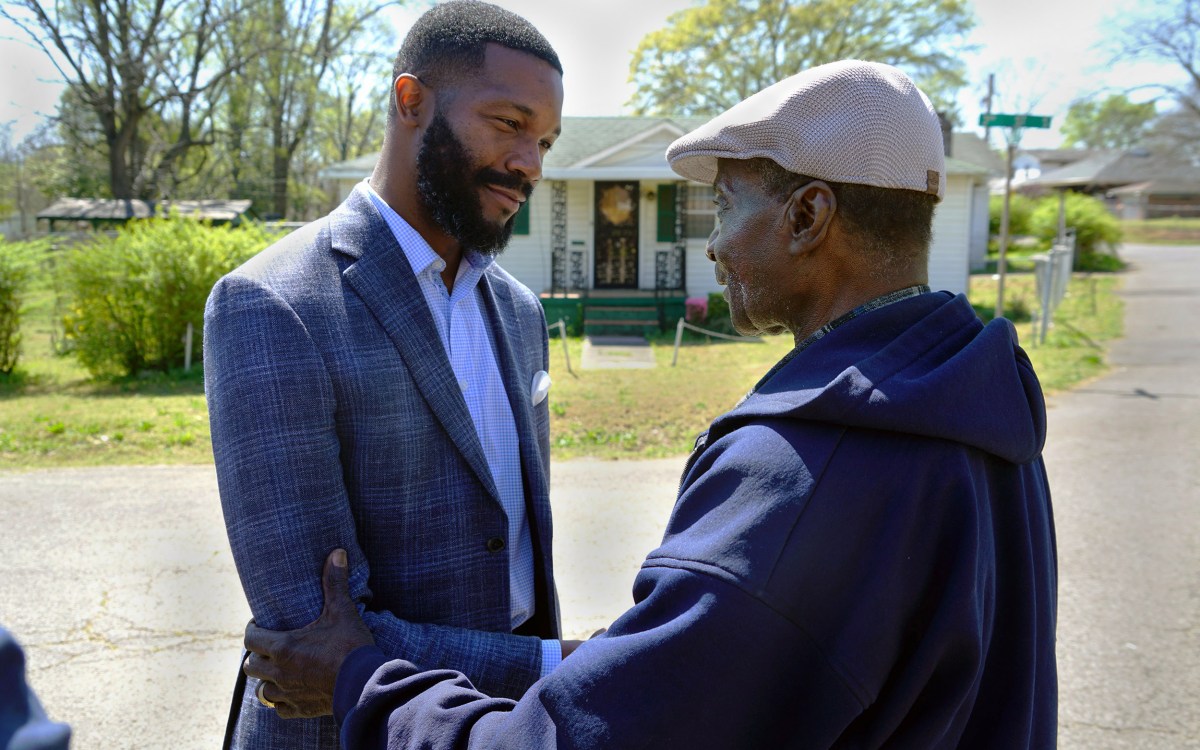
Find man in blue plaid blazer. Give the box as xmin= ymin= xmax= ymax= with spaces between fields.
xmin=203 ymin=3 xmax=568 ymax=747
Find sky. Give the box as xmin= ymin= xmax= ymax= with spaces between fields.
xmin=0 ymin=0 xmax=1188 ymax=150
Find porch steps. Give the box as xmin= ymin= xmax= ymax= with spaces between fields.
xmin=583 ymin=303 xmax=659 ymax=337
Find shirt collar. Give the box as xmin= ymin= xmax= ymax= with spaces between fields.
xmin=749 ymin=284 xmax=931 ymax=396
xmin=358 ymin=180 xmax=495 ymax=281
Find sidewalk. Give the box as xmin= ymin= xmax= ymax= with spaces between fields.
xmin=1044 ymin=244 xmax=1200 ymax=749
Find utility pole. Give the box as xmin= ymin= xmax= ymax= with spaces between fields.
xmin=980 ymin=112 xmax=1053 ymax=319
xmin=997 ymin=141 xmax=1015 ymax=320
xmin=983 ymin=74 xmax=995 ymax=144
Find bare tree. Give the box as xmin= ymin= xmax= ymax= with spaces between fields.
xmin=1 ymin=0 xmax=253 ymax=199
xmin=1119 ymin=0 xmax=1200 ymax=116
xmin=255 ymin=0 xmax=396 ymax=218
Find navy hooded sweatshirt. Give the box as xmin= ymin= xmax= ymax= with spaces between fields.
xmin=333 ymin=291 xmax=1058 ymax=749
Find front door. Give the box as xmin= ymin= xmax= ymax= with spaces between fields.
xmin=593 ymin=181 xmax=639 ymax=289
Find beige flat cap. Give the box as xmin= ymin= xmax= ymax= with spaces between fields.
xmin=666 ymin=60 xmax=945 ymax=200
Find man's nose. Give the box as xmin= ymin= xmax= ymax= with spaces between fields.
xmin=705 ymin=225 xmax=719 ymax=261
xmin=506 ymin=137 xmax=543 ymax=186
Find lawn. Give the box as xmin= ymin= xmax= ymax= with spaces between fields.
xmin=1 ymin=271 xmax=1121 ymax=468
xmin=1119 ymin=218 xmax=1200 ymax=245
xmin=968 ymin=272 xmax=1123 ymax=394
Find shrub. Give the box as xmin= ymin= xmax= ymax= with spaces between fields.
xmin=989 ymin=193 xmax=1037 ymax=238
xmin=703 ymin=292 xmax=738 ymax=335
xmin=1030 ymin=192 xmax=1122 ymax=270
xmin=0 ymin=237 xmax=48 ymax=375
xmin=59 ymin=217 xmax=270 ymax=377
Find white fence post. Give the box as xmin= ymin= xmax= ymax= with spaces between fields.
xmin=672 ymin=317 xmax=685 ymax=366
xmin=183 ymin=322 xmax=194 ymax=372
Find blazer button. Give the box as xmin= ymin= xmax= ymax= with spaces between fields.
xmin=486 ymin=537 xmax=506 ymax=553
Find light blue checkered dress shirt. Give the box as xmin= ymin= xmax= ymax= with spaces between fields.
xmin=363 ymin=182 xmax=560 ymax=676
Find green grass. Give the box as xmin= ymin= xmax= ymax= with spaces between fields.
xmin=969 ymin=273 xmax=1123 ymax=393
xmin=546 ymin=333 xmax=794 ymax=459
xmin=1 ymin=290 xmax=213 ymax=468
xmin=1119 ymin=218 xmax=1200 ymax=245
xmin=1 ymin=268 xmax=1122 ymax=469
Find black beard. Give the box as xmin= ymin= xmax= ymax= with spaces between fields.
xmin=415 ymin=111 xmax=533 ymax=256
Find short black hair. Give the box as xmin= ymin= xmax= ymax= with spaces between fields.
xmin=748 ymin=158 xmax=937 ymax=278
xmin=391 ymin=0 xmax=561 ymax=110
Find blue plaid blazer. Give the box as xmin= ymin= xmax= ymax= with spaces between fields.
xmin=204 ymin=189 xmax=558 ymax=749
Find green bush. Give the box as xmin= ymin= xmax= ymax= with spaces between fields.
xmin=988 ymin=193 xmax=1037 ymax=237
xmin=1030 ymin=192 xmax=1122 ymax=269
xmin=60 ymin=217 xmax=270 ymax=377
xmin=704 ymin=292 xmax=738 ymax=335
xmin=0 ymin=237 xmax=49 ymax=375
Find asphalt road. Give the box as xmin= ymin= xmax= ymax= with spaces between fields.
xmin=0 ymin=244 xmax=1196 ymax=748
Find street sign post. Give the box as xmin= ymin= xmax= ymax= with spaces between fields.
xmin=984 ymin=113 xmax=1052 ymax=321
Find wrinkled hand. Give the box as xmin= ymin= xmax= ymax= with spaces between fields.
xmin=243 ymin=549 xmax=375 ymax=719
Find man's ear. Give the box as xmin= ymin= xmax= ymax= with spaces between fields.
xmin=785 ymin=181 xmax=836 ymax=254
xmin=393 ymin=74 xmax=428 ymax=127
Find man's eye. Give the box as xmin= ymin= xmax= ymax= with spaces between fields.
xmin=498 ymin=118 xmax=518 ymax=129
xmin=540 ymin=140 xmax=554 ymax=152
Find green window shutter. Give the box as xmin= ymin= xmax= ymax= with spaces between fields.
xmin=513 ymin=200 xmax=531 ymax=235
xmin=656 ymin=184 xmax=677 ymax=242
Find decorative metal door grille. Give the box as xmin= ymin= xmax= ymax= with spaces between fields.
xmin=549 ymin=181 xmax=568 ymax=295
xmin=655 ymin=180 xmax=687 ymax=291
xmin=593 ymin=181 xmax=639 ymax=289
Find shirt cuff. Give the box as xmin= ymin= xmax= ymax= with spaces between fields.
xmin=539 ymin=639 xmax=562 ymax=679
xmin=333 ymin=645 xmax=393 ymax=725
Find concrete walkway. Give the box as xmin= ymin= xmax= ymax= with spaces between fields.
xmin=1045 ymin=244 xmax=1200 ymax=749
xmin=0 ymin=244 xmax=1196 ymax=747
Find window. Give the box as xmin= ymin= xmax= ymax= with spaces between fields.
xmin=686 ymin=184 xmax=716 ymax=239
xmin=655 ymin=183 xmax=717 ymax=241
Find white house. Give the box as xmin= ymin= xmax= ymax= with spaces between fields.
xmin=321 ymin=117 xmax=988 ymax=333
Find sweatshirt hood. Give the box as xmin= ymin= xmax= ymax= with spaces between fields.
xmin=715 ymin=292 xmax=1047 ymax=464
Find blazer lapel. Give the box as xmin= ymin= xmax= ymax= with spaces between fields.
xmin=332 ymin=191 xmax=499 ymax=502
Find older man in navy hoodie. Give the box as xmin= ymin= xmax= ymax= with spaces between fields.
xmin=243 ymin=60 xmax=1058 ymax=749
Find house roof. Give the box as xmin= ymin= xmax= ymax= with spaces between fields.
xmin=37 ymin=198 xmax=253 ymax=222
xmin=1108 ymin=178 xmax=1200 ymax=196
xmin=950 ymin=132 xmax=1004 ymax=174
xmin=1025 ymin=148 xmax=1200 ymax=190
xmin=1019 ymin=148 xmax=1096 ymax=169
xmin=318 ymin=116 xmax=987 ymax=183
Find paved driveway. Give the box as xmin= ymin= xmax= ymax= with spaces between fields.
xmin=0 ymin=244 xmax=1196 ymax=748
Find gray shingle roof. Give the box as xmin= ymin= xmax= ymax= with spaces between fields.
xmin=318 ymin=117 xmax=988 ymax=180
xmin=1028 ymin=149 xmax=1200 ymax=189
xmin=37 ymin=198 xmax=253 ymax=222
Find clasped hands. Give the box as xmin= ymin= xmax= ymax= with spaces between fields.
xmin=243 ymin=548 xmax=603 ymax=719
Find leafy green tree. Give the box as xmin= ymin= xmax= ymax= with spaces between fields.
xmin=1060 ymin=94 xmax=1156 ymax=149
xmin=1030 ymin=192 xmax=1122 ymax=269
xmin=0 ymin=237 xmax=48 ymax=374
xmin=60 ymin=216 xmax=270 ymax=376
xmin=628 ymin=0 xmax=975 ymax=117
xmin=989 ymin=193 xmax=1036 ymax=237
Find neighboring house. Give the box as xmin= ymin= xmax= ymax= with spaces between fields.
xmin=950 ymin=132 xmax=1004 ymax=271
xmin=1022 ymin=148 xmax=1200 ymax=220
xmin=36 ymin=198 xmax=254 ymax=231
xmin=1013 ymin=148 xmax=1098 ymax=183
xmin=321 ymin=117 xmax=989 ymax=333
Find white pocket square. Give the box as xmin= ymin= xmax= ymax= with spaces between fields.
xmin=531 ymin=370 xmax=551 ymax=407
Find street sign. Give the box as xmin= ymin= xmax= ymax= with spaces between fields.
xmin=978 ymin=113 xmax=1052 ymax=129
